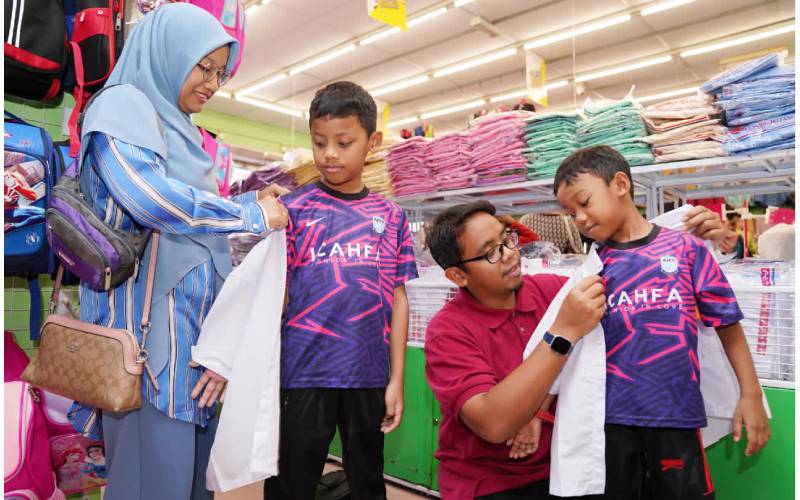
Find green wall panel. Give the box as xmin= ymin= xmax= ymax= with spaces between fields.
xmin=194 ymin=108 xmax=310 ymax=154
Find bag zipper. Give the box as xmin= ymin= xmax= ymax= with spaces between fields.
xmin=47 ymin=210 xmax=113 ymax=289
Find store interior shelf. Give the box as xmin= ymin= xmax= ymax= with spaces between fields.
xmin=395 ymin=150 xmax=795 ymax=217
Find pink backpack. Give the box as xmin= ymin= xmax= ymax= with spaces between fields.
xmin=199 ymin=127 xmax=233 ymax=198
xmin=5 ymin=333 xmax=66 ymax=500
xmin=138 ymin=0 xmax=245 ymax=76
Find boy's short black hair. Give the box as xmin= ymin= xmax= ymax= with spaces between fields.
xmin=308 ymin=81 xmax=377 ymax=137
xmin=426 ymin=201 xmax=496 ymax=270
xmin=553 ymin=145 xmax=635 ymax=199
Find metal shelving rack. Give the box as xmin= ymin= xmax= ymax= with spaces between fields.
xmin=395 ymin=150 xmax=795 ymax=220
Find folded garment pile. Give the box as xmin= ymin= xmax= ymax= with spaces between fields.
xmin=701 ymin=51 xmax=795 ymax=155
xmin=228 ymin=161 xmax=296 ymax=197
xmin=387 ymin=137 xmax=434 ymax=197
xmin=641 ymin=94 xmax=726 ymax=162
xmin=522 ymin=112 xmax=579 ymax=178
xmin=578 ymin=99 xmax=654 ymax=166
xmin=426 ymin=132 xmax=475 ymax=191
xmin=363 ymin=147 xmax=394 ymax=197
xmin=468 ymin=112 xmax=530 ymax=186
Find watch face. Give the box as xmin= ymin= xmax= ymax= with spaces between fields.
xmin=551 ymin=335 xmax=572 ymax=355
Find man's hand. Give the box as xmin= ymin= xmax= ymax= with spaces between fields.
xmin=550 ymin=275 xmax=605 ymax=343
xmin=684 ymin=206 xmax=725 ymax=242
xmin=258 ymin=183 xmax=291 ymax=200
xmin=258 ymin=195 xmax=289 ymax=230
xmin=733 ymin=395 xmax=771 ymax=456
xmin=506 ymin=416 xmax=543 ymax=459
xmin=382 ymin=379 xmax=404 ymax=434
xmin=189 ymin=361 xmax=227 ymax=408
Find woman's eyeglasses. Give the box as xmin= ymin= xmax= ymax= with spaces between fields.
xmin=196 ymin=62 xmax=231 ymax=86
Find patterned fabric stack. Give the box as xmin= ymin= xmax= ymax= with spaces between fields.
xmin=386 ymin=137 xmax=433 ymax=197
xmin=363 ymin=147 xmax=393 ymax=197
xmin=578 ymin=99 xmax=654 ymax=166
xmin=468 ymin=112 xmax=530 ymax=186
xmin=641 ymin=94 xmax=726 ymax=162
xmin=702 ymin=52 xmax=795 ymax=156
xmin=522 ymin=112 xmax=579 ymax=178
xmin=228 ymin=161 xmax=296 ymax=197
xmin=426 ymin=132 xmax=475 ymax=191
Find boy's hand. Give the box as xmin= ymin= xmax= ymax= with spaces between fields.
xmin=684 ymin=206 xmax=725 ymax=241
xmin=258 ymin=183 xmax=291 ymax=200
xmin=506 ymin=416 xmax=542 ymax=459
xmin=550 ymin=275 xmax=605 ymax=343
xmin=733 ymin=395 xmax=771 ymax=456
xmin=382 ymin=380 xmax=404 ymax=434
xmin=258 ymin=195 xmax=289 ymax=230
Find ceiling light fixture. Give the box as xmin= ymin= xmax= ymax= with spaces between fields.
xmin=387 ymin=116 xmax=420 ymax=128
xmin=214 ymin=90 xmax=232 ymax=99
xmin=237 ymin=73 xmax=287 ymax=96
xmin=235 ymin=96 xmax=303 ymax=118
xmin=635 ymin=86 xmax=699 ymax=103
xmin=433 ymin=48 xmax=518 ymax=78
xmin=420 ymin=99 xmax=487 ymax=119
xmin=680 ymin=24 xmax=796 ymax=57
xmin=360 ymin=7 xmax=449 ymax=46
xmin=575 ymin=55 xmax=672 ymax=82
xmin=640 ymin=0 xmax=695 ymax=16
xmin=288 ymin=44 xmax=357 ymax=75
xmin=244 ymin=0 xmax=270 ymax=15
xmin=523 ymin=14 xmax=631 ymax=50
xmin=454 ymin=0 xmax=475 ymax=6
xmin=371 ymin=75 xmax=431 ymax=97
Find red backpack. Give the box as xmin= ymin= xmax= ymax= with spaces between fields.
xmin=66 ymin=0 xmax=125 ymax=157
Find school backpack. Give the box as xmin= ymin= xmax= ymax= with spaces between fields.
xmin=4 ymin=113 xmax=65 ymax=341
xmin=137 ymin=0 xmax=245 ymax=76
xmin=4 ymin=0 xmax=69 ymax=101
xmin=4 ymin=332 xmax=67 ymax=500
xmin=199 ymin=127 xmax=233 ymax=197
xmin=66 ymin=0 xmax=126 ymax=157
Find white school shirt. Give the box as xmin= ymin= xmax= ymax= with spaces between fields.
xmin=192 ymin=231 xmax=286 ymax=492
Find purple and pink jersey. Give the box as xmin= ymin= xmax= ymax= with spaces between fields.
xmin=598 ymin=225 xmax=743 ymax=428
xmin=280 ymin=181 xmax=418 ymax=388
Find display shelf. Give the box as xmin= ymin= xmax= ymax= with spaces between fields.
xmin=394 ymin=150 xmax=795 ymax=219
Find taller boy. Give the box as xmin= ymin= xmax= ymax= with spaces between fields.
xmin=266 ymin=82 xmax=418 ymax=500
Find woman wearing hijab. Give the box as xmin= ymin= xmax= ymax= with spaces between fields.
xmin=67 ymin=5 xmax=287 ymax=499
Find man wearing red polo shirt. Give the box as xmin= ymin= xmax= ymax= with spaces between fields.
xmin=424 ymin=201 xmax=605 ymax=500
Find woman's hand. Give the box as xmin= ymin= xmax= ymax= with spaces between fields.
xmin=189 ymin=361 xmax=227 ymax=408
xmin=258 ymin=183 xmax=291 ymax=200
xmin=258 ymin=195 xmax=289 ymax=230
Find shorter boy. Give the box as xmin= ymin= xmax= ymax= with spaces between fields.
xmin=554 ymin=145 xmax=770 ymax=500
xmin=265 ymin=82 xmax=418 ymax=500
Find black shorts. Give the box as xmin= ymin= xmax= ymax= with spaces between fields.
xmin=594 ymin=424 xmax=715 ymax=500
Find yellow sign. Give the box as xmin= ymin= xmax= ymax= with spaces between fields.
xmin=368 ymin=0 xmax=407 ymax=31
xmin=381 ymin=102 xmax=391 ymax=134
xmin=526 ymin=51 xmax=548 ymax=107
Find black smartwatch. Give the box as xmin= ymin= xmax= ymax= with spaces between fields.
xmin=543 ymin=331 xmax=573 ymax=356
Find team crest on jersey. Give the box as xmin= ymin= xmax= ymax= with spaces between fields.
xmin=660 ymin=255 xmax=678 ymax=274
xmin=372 ymin=216 xmax=385 ymax=234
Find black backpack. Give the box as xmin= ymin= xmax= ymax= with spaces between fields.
xmin=4 ymin=0 xmax=69 ymax=101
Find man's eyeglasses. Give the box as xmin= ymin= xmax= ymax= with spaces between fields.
xmin=457 ymin=231 xmax=519 ymax=265
xmin=196 ymin=63 xmax=231 ymax=86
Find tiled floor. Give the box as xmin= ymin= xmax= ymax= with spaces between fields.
xmin=215 ymin=462 xmax=434 ymax=499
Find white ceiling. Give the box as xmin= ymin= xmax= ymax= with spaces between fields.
xmin=208 ymin=0 xmax=796 ymax=136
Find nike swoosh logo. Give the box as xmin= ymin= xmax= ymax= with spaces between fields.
xmin=306 ymin=218 xmax=324 ymax=228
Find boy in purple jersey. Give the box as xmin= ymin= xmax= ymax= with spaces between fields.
xmin=265 ymin=82 xmax=418 ymax=500
xmin=554 ymin=146 xmax=770 ymax=500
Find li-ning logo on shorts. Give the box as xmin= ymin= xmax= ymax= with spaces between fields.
xmin=25 ymin=232 xmax=40 ymax=246
xmin=660 ymin=255 xmax=678 ymax=274
xmin=372 ymin=216 xmax=385 ymax=234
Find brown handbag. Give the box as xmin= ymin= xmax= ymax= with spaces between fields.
xmin=21 ymin=233 xmax=161 ymax=413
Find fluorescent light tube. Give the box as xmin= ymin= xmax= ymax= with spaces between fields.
xmin=636 ymin=86 xmax=699 ymax=103
xmin=289 ymin=44 xmax=356 ymax=75
xmin=388 ymin=116 xmax=420 ymax=128
xmin=575 ymin=55 xmax=672 ymax=82
xmin=371 ymin=76 xmax=431 ymax=97
xmin=524 ymin=14 xmax=631 ymax=50
xmin=421 ymin=99 xmax=486 ymax=119
xmin=360 ymin=7 xmax=448 ymax=46
xmin=237 ymin=73 xmax=287 ymax=96
xmin=680 ymin=24 xmax=795 ymax=58
xmin=433 ymin=48 xmax=518 ymax=78
xmin=641 ymin=0 xmax=695 ymax=16
xmin=235 ymin=96 xmax=303 ymax=117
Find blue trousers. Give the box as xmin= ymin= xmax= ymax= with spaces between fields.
xmin=102 ymin=400 xmax=217 ymax=500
